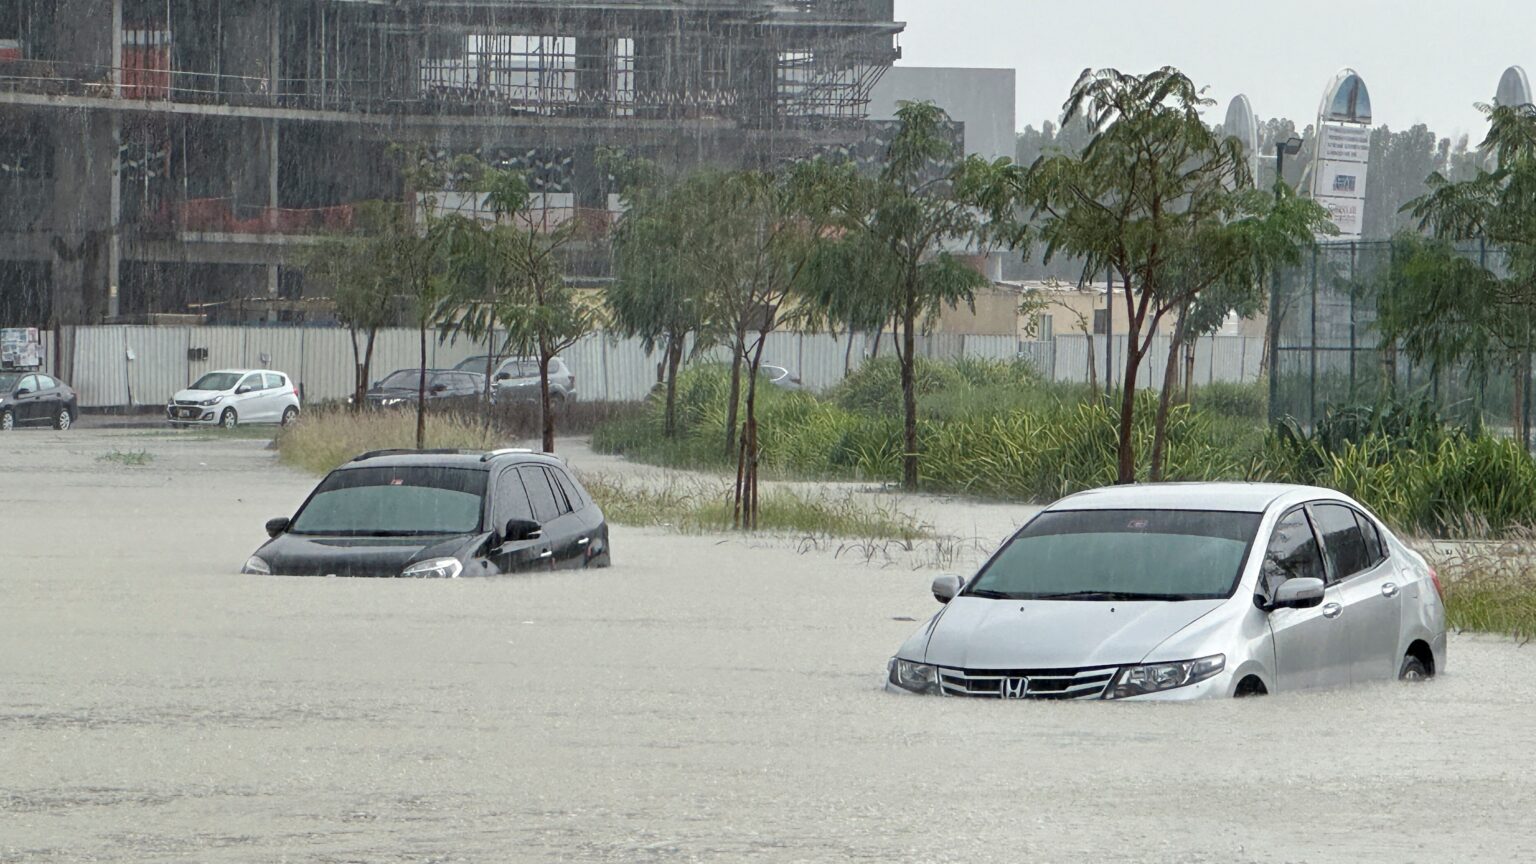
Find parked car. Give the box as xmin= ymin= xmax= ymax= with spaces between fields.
xmin=0 ymin=371 xmax=78 ymax=431
xmin=168 ymin=369 xmax=300 ymax=429
xmin=455 ymin=355 xmax=577 ymax=405
xmin=886 ymin=483 xmax=1446 ymax=700
xmin=364 ymin=369 xmax=486 ymax=412
xmin=759 ymin=363 xmax=802 ymax=390
xmin=243 ymin=448 xmax=611 ymax=577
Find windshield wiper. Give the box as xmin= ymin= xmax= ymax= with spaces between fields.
xmin=1029 ymin=590 xmax=1183 ymax=601
xmin=965 ymin=588 xmax=1022 ymax=600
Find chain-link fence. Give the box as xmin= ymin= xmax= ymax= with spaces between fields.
xmin=1270 ymin=238 xmax=1524 ymax=436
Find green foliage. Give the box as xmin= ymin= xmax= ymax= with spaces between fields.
xmin=97 ymin=449 xmax=154 ymax=467
xmin=274 ymin=406 xmax=504 ymax=475
xmin=1438 ymin=550 xmax=1536 ymax=641
xmin=1193 ymin=381 xmax=1267 ymax=420
xmin=830 ymin=358 xmax=966 ymax=415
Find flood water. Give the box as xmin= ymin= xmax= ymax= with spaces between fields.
xmin=3 ymin=430 xmax=1534 ymax=862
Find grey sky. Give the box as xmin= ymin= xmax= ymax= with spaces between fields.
xmin=893 ymin=0 xmax=1533 ymax=142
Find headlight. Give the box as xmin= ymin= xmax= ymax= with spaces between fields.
xmin=402 ymin=557 xmax=463 ymax=579
xmin=199 ymin=396 xmax=223 ymax=406
xmin=1109 ymin=654 xmax=1225 ymax=699
xmin=889 ymin=658 xmax=940 ymax=694
xmin=242 ymin=556 xmax=271 ymax=575
xmin=382 ymin=397 xmax=405 ymax=407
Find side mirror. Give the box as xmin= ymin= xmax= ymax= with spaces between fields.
xmin=236 ymin=386 xmax=252 ymax=395
xmin=13 ymin=388 xmax=29 ymax=397
xmin=503 ymin=518 xmax=543 ymax=543
xmin=495 ymin=372 xmax=511 ymax=381
xmin=430 ymin=383 xmax=448 ymax=393
xmin=265 ymin=517 xmax=291 ymax=538
xmin=931 ymin=574 xmax=964 ymax=604
xmin=1270 ymin=576 xmax=1325 ymax=610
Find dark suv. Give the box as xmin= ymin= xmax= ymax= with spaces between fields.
xmin=243 ymin=449 xmax=611 ymax=577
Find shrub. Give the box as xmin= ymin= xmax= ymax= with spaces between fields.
xmin=830 ymin=357 xmax=967 ymax=415
xmin=275 ymin=406 xmax=505 ymax=474
xmin=1194 ymin=381 xmax=1266 ymax=420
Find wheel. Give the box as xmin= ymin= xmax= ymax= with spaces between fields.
xmin=1399 ymin=654 xmax=1430 ymax=681
xmin=0 ymin=408 xmax=12 ymax=431
xmin=1234 ymin=676 xmax=1267 ymax=698
xmin=280 ymin=406 xmax=299 ymax=426
xmin=220 ymin=408 xmax=238 ymax=429
xmin=53 ymin=407 xmax=72 ymax=430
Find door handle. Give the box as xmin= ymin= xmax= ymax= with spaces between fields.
xmin=1381 ymin=582 xmax=1399 ymax=598
xmin=576 ymin=536 xmax=590 ymax=546
xmin=1321 ymin=602 xmax=1343 ymax=619
xmin=537 ymin=549 xmax=553 ymax=559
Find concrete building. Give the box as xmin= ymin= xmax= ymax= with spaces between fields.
xmin=0 ymin=0 xmax=903 ymax=331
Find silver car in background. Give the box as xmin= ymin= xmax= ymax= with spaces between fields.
xmin=887 ymin=483 xmax=1446 ymax=700
xmin=456 ymin=355 xmax=577 ymax=405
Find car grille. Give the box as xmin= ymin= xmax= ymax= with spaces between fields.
xmin=174 ymin=399 xmax=201 ymax=406
xmin=937 ymin=666 xmax=1118 ymax=700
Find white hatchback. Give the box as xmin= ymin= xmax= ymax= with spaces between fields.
xmin=168 ymin=369 xmax=301 ymax=428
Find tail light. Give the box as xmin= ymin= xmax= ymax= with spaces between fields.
xmin=1429 ymin=567 xmax=1444 ymax=599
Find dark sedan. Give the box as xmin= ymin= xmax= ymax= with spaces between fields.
xmin=242 ymin=448 xmax=611 ymax=577
xmin=0 ymin=371 xmax=78 ymax=431
xmin=363 ymin=369 xmax=486 ymax=412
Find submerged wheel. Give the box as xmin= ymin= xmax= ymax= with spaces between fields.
xmin=220 ymin=408 xmax=238 ymax=429
xmin=1399 ymin=655 xmax=1430 ymax=682
xmin=1234 ymin=676 xmax=1268 ymax=698
xmin=0 ymin=408 xmax=13 ymax=431
xmin=54 ymin=407 xmax=72 ymax=430
xmin=281 ymin=406 xmax=299 ymax=426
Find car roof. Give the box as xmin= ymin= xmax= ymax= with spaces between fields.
xmin=202 ymin=368 xmax=272 ymax=375
xmin=337 ymin=448 xmax=567 ymax=471
xmin=1046 ymin=482 xmax=1351 ymax=514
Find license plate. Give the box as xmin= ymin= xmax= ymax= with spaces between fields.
xmin=178 ymin=408 xmax=198 ymax=418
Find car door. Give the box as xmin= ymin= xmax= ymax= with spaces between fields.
xmin=488 ymin=466 xmax=554 ymax=573
xmin=259 ymin=372 xmax=286 ymax=421
xmin=520 ymin=465 xmax=584 ymax=568
xmin=14 ymin=374 xmax=43 ymax=423
xmin=32 ymin=374 xmax=60 ymax=420
xmin=1310 ymin=502 xmax=1402 ymax=684
xmin=548 ymin=464 xmax=603 ymax=565
xmin=231 ymin=372 xmax=265 ymax=421
xmin=1262 ymin=506 xmax=1352 ymax=691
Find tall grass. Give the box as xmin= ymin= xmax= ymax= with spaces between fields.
xmin=1435 ymin=541 xmax=1536 ymax=641
xmin=274 ymin=407 xmax=505 ymax=474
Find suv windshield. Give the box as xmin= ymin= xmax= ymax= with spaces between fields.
xmin=964 ymin=509 xmax=1261 ymax=601
xmin=191 ymin=372 xmax=242 ymax=391
xmin=455 ymin=356 xmax=494 ymax=372
xmin=289 ymin=466 xmax=486 ymax=536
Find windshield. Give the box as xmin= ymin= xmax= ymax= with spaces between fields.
xmin=191 ymin=372 xmax=242 ymax=391
xmin=379 ymin=370 xmax=436 ymax=389
xmin=455 ymin=356 xmax=493 ymax=372
xmin=0 ymin=373 xmax=18 ymax=391
xmin=289 ymin=466 xmax=486 ymax=536
xmin=964 ymin=509 xmax=1261 ymax=601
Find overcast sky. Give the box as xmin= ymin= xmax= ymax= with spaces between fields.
xmin=893 ymin=0 xmax=1534 ymax=142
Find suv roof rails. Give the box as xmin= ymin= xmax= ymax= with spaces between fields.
xmin=350 ymin=448 xmax=477 ymax=463
xmin=480 ymin=447 xmax=539 ymax=462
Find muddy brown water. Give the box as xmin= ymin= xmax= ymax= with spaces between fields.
xmin=2 ymin=430 xmax=1534 ymax=862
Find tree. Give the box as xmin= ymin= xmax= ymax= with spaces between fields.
xmin=606 ymin=157 xmax=717 ymax=437
xmin=808 ymin=101 xmax=1021 ymax=490
xmin=300 ymin=214 xmax=396 ymax=411
xmin=1020 ymin=67 xmax=1326 ymax=484
xmin=1394 ymin=102 xmax=1536 ymax=445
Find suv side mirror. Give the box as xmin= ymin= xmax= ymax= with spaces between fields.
xmin=503 ymin=518 xmax=543 ymax=543
xmin=265 ymin=517 xmax=291 ymax=538
xmin=931 ymin=574 xmax=963 ymax=604
xmin=1270 ymin=576 xmax=1325 ymax=610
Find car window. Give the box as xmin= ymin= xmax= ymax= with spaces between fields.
xmin=518 ymin=362 xmax=541 ymax=378
xmin=1355 ymin=510 xmax=1387 ymax=566
xmin=17 ymin=374 xmax=38 ymax=393
xmin=1260 ymin=507 xmax=1327 ymax=599
xmin=495 ymin=467 xmax=535 ymax=526
xmin=456 ymin=373 xmax=479 ymax=391
xmin=1311 ymin=503 xmax=1372 ymax=582
xmin=550 ymin=467 xmax=583 ymax=510
xmin=36 ymin=375 xmax=56 ymax=389
xmin=238 ymin=373 xmax=262 ymax=392
xmin=520 ymin=466 xmax=561 ymax=522
xmin=264 ymin=372 xmax=285 ymax=390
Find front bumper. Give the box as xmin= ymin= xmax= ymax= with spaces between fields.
xmin=167 ymin=405 xmax=220 ymax=424
xmin=883 ymin=659 xmax=1236 ymax=701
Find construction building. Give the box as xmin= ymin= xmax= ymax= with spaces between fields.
xmin=0 ymin=0 xmax=903 ymax=330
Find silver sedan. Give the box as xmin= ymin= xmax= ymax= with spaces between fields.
xmin=887 ymin=483 xmax=1447 ymax=700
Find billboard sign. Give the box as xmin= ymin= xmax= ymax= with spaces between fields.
xmin=1312 ymin=69 xmax=1373 ymax=240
